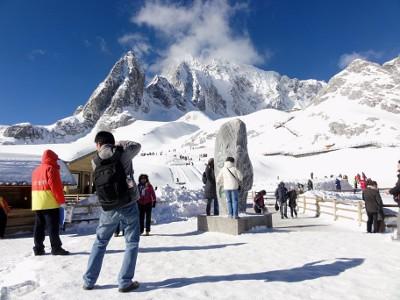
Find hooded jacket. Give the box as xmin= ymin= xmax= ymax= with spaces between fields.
xmin=31 ymin=150 xmax=65 ymax=211
xmin=216 ymin=161 xmax=243 ymax=190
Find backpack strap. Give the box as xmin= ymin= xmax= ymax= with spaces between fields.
xmin=227 ymin=168 xmax=239 ymax=184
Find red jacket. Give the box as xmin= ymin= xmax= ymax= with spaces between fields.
xmin=253 ymin=193 xmax=265 ymax=208
xmin=359 ymin=179 xmax=367 ymax=190
xmin=31 ymin=150 xmax=65 ymax=210
xmin=138 ymin=183 xmax=156 ymax=205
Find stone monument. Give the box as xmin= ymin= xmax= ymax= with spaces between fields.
xmin=214 ymin=119 xmax=253 ymax=215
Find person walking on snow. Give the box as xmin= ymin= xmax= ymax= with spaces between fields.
xmin=31 ymin=149 xmax=70 ymax=256
xmin=203 ymin=158 xmax=219 ymax=216
xmin=138 ymin=174 xmax=156 ymax=236
xmin=83 ymin=131 xmax=141 ymax=293
xmin=217 ymin=157 xmax=243 ymax=219
xmin=275 ymin=182 xmax=289 ymax=219
xmin=288 ymin=188 xmax=298 ymax=218
xmin=359 ymin=173 xmax=367 ymax=190
xmin=335 ymin=178 xmax=342 ymax=192
xmin=362 ymin=179 xmax=384 ymax=233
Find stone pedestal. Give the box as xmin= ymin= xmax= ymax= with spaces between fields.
xmin=197 ymin=213 xmax=273 ymax=235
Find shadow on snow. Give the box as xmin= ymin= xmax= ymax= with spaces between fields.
xmin=138 ymin=258 xmax=365 ymax=291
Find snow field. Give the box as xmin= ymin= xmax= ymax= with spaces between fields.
xmin=1 ymin=214 xmax=400 ymax=300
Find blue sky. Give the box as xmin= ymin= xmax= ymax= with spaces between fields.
xmin=0 ymin=0 xmax=399 ymax=125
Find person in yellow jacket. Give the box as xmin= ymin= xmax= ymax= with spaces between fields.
xmin=31 ymin=150 xmax=69 ymax=256
xmin=0 ymin=196 xmax=11 ymax=238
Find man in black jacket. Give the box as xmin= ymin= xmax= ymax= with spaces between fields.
xmin=83 ymin=131 xmax=141 ymax=293
xmin=203 ymin=158 xmax=219 ymax=216
xmin=362 ymin=179 xmax=384 ymax=233
xmin=275 ymin=182 xmax=288 ymax=219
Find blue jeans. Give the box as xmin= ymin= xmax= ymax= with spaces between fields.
xmin=225 ymin=190 xmax=239 ymax=217
xmin=83 ymin=202 xmax=140 ymax=289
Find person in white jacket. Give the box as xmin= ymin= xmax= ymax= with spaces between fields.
xmin=217 ymin=157 xmax=243 ymax=219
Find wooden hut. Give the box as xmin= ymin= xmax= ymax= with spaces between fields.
xmin=0 ymin=153 xmax=76 ymax=235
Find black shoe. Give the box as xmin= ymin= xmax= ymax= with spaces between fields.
xmin=118 ymin=281 xmax=140 ymax=293
xmin=83 ymin=285 xmax=93 ymax=290
xmin=51 ymin=248 xmax=70 ymax=256
xmin=114 ymin=233 xmax=119 ymax=237
xmin=33 ymin=248 xmax=45 ymax=256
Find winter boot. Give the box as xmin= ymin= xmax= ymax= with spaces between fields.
xmin=119 ymin=281 xmax=140 ymax=293
xmin=51 ymin=248 xmax=70 ymax=256
xmin=33 ymin=247 xmax=45 ymax=256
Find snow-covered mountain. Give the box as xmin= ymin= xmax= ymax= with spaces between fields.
xmin=1 ymin=52 xmax=145 ymax=144
xmin=165 ymin=58 xmax=325 ymax=116
xmin=0 ymin=51 xmax=325 ymax=144
xmin=180 ymin=57 xmax=400 ymax=155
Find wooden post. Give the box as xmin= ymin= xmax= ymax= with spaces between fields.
xmin=333 ymin=199 xmax=338 ymax=221
xmin=357 ymin=201 xmax=363 ymax=226
xmin=315 ymin=197 xmax=321 ymax=217
xmin=303 ymin=196 xmax=306 ymax=214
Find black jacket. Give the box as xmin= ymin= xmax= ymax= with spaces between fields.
xmin=275 ymin=184 xmax=288 ymax=203
xmin=389 ymin=173 xmax=400 ymax=197
xmin=204 ymin=165 xmax=217 ymax=199
xmin=362 ymin=186 xmax=383 ymax=213
xmin=288 ymin=190 xmax=297 ymax=207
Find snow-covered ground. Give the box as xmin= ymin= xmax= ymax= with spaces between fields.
xmin=1 ymin=212 xmax=400 ymax=300
xmin=1 ymin=107 xmax=399 ymax=299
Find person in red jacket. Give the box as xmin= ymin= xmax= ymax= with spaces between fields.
xmin=0 ymin=196 xmax=11 ymax=238
xmin=359 ymin=172 xmax=367 ymax=190
xmin=31 ymin=150 xmax=69 ymax=256
xmin=253 ymin=190 xmax=266 ymax=214
xmin=137 ymin=174 xmax=156 ymax=236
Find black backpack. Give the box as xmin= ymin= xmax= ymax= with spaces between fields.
xmin=93 ymin=147 xmax=130 ymax=211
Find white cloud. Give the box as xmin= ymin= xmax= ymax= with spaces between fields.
xmin=338 ymin=50 xmax=383 ymax=69
xmin=83 ymin=39 xmax=91 ymax=47
xmin=130 ymin=0 xmax=264 ymax=73
xmin=96 ymin=36 xmax=111 ymax=54
xmin=28 ymin=49 xmax=46 ymax=61
xmin=118 ymin=33 xmax=151 ymax=59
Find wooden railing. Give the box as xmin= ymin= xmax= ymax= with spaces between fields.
xmin=64 ymin=194 xmax=93 ymax=206
xmin=296 ymin=194 xmax=367 ymax=225
xmin=248 ymin=190 xmax=398 ymax=227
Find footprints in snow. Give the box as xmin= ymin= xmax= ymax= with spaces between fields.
xmin=0 ymin=280 xmax=39 ymax=300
